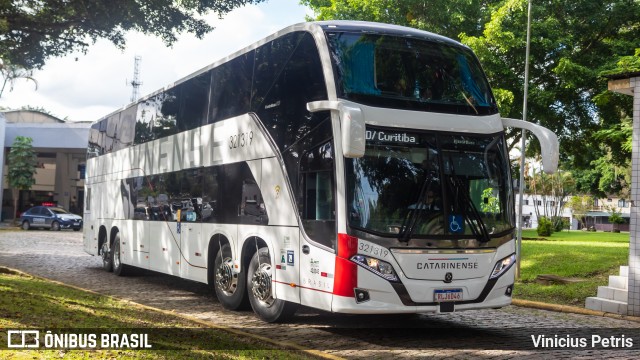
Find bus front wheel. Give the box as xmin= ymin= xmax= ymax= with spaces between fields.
xmin=247 ymin=247 xmax=297 ymax=323
xmin=214 ymin=243 xmax=249 ymax=310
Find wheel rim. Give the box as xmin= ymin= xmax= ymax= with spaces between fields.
xmin=113 ymin=241 xmax=121 ymax=269
xmin=52 ymin=222 xmax=59 ymax=231
xmin=251 ymin=263 xmax=274 ymax=307
xmin=216 ymin=257 xmax=238 ymax=295
xmin=22 ymin=222 xmax=29 ymax=230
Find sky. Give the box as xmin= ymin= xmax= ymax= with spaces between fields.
xmin=0 ymin=0 xmax=313 ymax=122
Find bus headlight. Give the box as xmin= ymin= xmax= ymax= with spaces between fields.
xmin=351 ymin=255 xmax=399 ymax=282
xmin=490 ymin=253 xmax=516 ymax=280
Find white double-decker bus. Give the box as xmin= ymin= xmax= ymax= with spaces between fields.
xmin=83 ymin=21 xmax=558 ymax=322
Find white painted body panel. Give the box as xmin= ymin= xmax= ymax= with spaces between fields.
xmin=299 ymin=236 xmax=336 ymax=312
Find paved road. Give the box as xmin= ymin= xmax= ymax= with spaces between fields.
xmin=0 ymin=230 xmax=638 ymax=359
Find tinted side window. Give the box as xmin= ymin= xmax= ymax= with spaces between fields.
xmin=218 ymin=163 xmax=267 ymax=225
xmin=202 ymin=166 xmax=221 ymax=223
xmin=176 ymin=72 xmax=211 ymax=132
xmin=90 ymin=106 xmax=137 ymax=154
xmin=279 ymin=33 xmax=328 ymax=149
xmin=299 ymin=140 xmax=336 ymax=248
xmin=284 ymin=117 xmax=331 ymax=211
xmin=131 ymin=177 xmax=149 ymax=220
xmin=117 ymin=105 xmax=136 ymax=151
xmin=147 ymin=175 xmax=172 ymax=221
xmin=134 ymin=90 xmax=179 ymax=144
xmin=120 ymin=178 xmax=135 ymax=220
xmin=88 ymin=120 xmax=105 ymax=158
xmin=252 ymin=32 xmax=301 ymax=117
xmin=104 ymin=113 xmax=119 ymax=153
xmin=253 ymin=32 xmax=328 ymax=151
xmin=179 ymin=168 xmax=203 ymax=222
xmin=209 ymin=52 xmax=254 ymax=123
xmin=123 ymin=163 xmax=264 ymax=225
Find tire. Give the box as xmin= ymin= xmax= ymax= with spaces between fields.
xmin=247 ymin=247 xmax=297 ymax=323
xmin=112 ymin=233 xmax=130 ymax=276
xmin=101 ymin=240 xmax=113 ymax=272
xmin=51 ymin=221 xmax=60 ymax=231
xmin=22 ymin=221 xmax=30 ymax=231
xmin=214 ymin=243 xmax=249 ymax=310
xmin=73 ymin=228 xmax=81 ymax=232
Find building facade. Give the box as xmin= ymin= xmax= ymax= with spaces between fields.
xmin=516 ymin=194 xmax=631 ymax=231
xmin=0 ymin=110 xmax=91 ymax=219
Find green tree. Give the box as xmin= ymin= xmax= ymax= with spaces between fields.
xmin=607 ymin=206 xmax=625 ymax=233
xmin=480 ymin=187 xmax=500 ymax=213
xmin=528 ymin=168 xmax=575 ymax=232
xmin=7 ymin=136 xmax=37 ymax=223
xmin=0 ymin=0 xmax=265 ymax=69
xmin=567 ymin=195 xmax=592 ymax=229
xmin=302 ymin=0 xmax=491 ymax=40
xmin=460 ymin=0 xmax=638 ymax=162
xmin=574 ymin=115 xmax=632 ymax=198
xmin=536 ymin=216 xmax=553 ymax=236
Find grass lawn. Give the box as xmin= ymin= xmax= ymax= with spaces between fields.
xmin=515 ymin=229 xmax=629 ymax=307
xmin=0 ymin=268 xmax=313 ymax=359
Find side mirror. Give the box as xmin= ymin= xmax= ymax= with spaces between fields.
xmin=339 ymin=105 xmax=365 ymax=158
xmin=306 ymin=100 xmax=365 ymax=158
xmin=502 ymin=118 xmax=559 ymax=174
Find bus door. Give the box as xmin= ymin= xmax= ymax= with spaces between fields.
xmin=180 ymin=198 xmax=206 ymax=282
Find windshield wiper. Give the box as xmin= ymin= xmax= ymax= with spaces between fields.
xmin=460 ymin=90 xmax=478 ymax=114
xmin=447 ymin=168 xmax=491 ymax=243
xmin=400 ymin=175 xmax=433 ymax=243
xmin=451 ymin=176 xmax=490 ymax=242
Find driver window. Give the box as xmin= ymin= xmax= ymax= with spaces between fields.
xmin=300 ymin=141 xmax=336 ymax=248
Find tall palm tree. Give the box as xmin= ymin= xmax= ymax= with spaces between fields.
xmin=0 ymin=61 xmax=38 ymax=98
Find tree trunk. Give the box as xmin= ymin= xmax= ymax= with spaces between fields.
xmin=11 ymin=188 xmax=19 ymax=225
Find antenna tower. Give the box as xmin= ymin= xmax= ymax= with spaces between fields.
xmin=129 ymin=55 xmax=143 ymax=102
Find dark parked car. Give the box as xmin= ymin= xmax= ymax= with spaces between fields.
xmin=20 ymin=206 xmax=83 ymax=231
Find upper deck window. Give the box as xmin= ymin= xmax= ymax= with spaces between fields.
xmin=326 ymin=31 xmax=498 ymax=115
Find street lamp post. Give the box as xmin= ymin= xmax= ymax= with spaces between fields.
xmin=516 ymin=0 xmax=533 ymax=278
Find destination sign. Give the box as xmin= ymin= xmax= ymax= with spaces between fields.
xmin=365 ymin=130 xmax=419 ymax=144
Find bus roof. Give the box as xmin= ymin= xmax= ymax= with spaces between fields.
xmin=94 ymin=21 xmax=467 ymax=123
xmin=314 ymin=20 xmax=465 ymax=48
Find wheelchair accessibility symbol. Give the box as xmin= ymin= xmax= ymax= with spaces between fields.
xmin=449 ymin=215 xmax=464 ymax=233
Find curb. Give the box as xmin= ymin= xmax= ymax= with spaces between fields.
xmin=0 ymin=266 xmax=344 ymax=360
xmin=4 ymin=265 xmax=638 ymax=353
xmin=512 ymin=299 xmax=640 ymax=323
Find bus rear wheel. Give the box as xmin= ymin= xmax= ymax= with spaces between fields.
xmin=214 ymin=243 xmax=249 ymax=310
xmin=247 ymin=247 xmax=297 ymax=323
xmin=112 ymin=233 xmax=130 ymax=276
xmin=101 ymin=241 xmax=113 ymax=272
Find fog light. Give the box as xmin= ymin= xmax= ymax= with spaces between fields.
xmin=354 ymin=288 xmax=370 ymax=303
xmin=505 ymin=284 xmax=513 ymax=296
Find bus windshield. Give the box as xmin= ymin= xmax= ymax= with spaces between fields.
xmin=326 ymin=31 xmax=498 ymax=115
xmin=346 ymin=129 xmax=513 ymax=239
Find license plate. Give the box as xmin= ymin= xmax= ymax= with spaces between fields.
xmin=434 ymin=289 xmax=463 ymax=302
